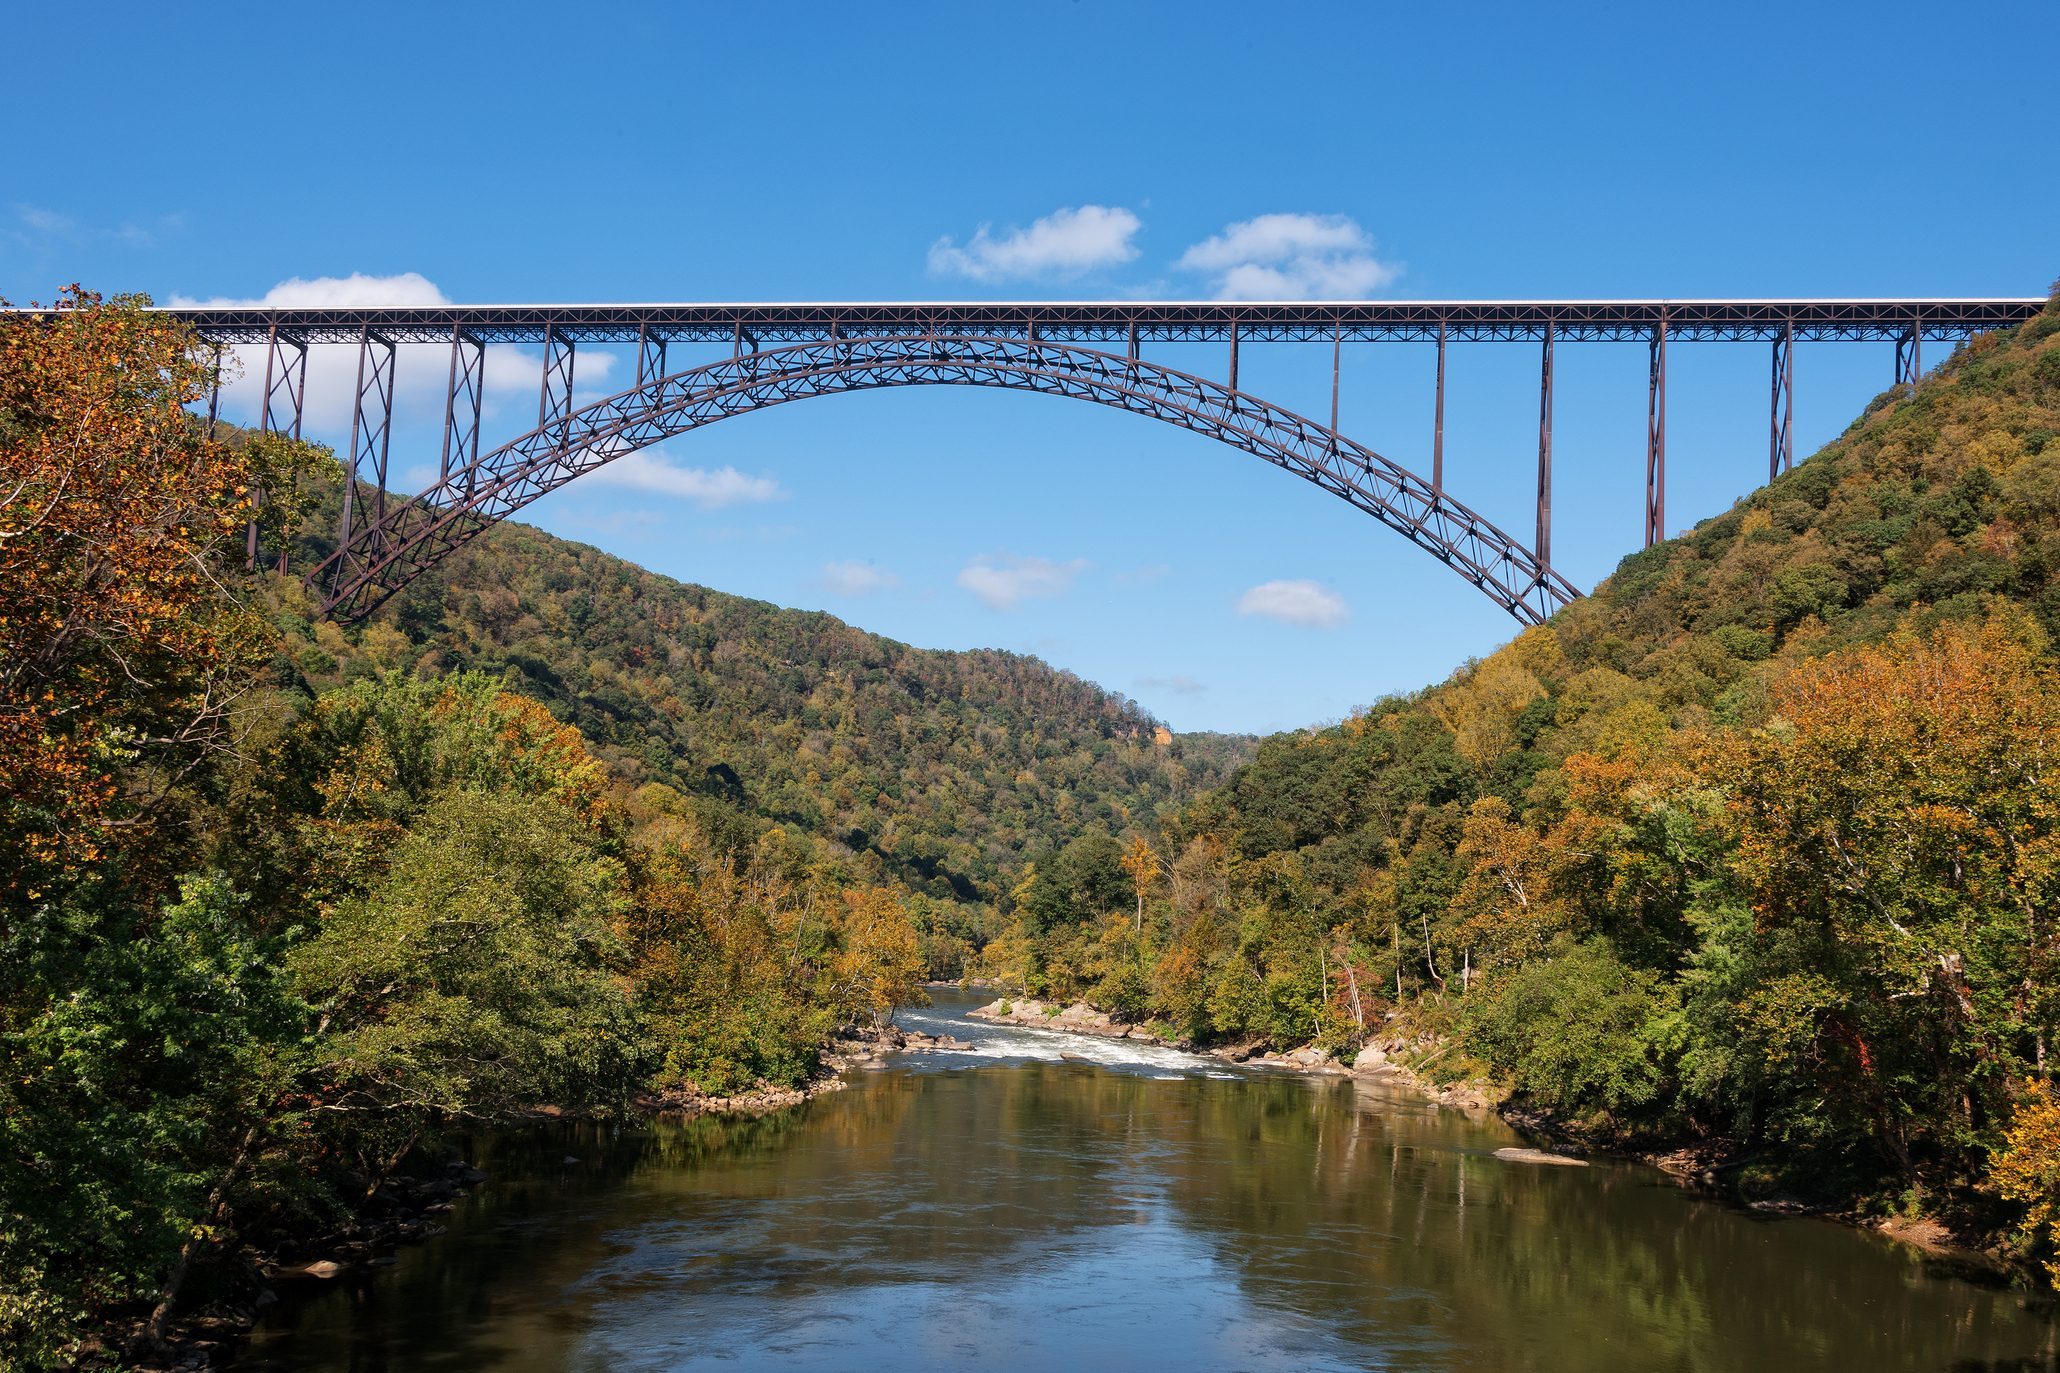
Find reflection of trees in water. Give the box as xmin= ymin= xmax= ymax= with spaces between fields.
xmin=1148 ymin=1078 xmax=2057 ymax=1372
xmin=245 ymin=1071 xmax=2059 ymax=1373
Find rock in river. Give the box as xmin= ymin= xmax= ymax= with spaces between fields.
xmin=1494 ymin=1147 xmax=1589 ymax=1167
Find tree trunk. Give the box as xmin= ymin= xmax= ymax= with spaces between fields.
xmin=141 ymin=1124 xmax=259 ymax=1352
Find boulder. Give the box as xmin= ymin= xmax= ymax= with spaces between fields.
xmin=1352 ymin=1045 xmax=1389 ymax=1072
xmin=1493 ymin=1147 xmax=1588 ymax=1168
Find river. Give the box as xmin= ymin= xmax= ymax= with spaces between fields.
xmin=241 ymin=989 xmax=2057 ymax=1372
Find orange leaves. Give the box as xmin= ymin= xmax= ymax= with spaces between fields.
xmin=1 ymin=289 xmax=266 ymax=896
xmin=1714 ymin=620 xmax=2060 ymax=941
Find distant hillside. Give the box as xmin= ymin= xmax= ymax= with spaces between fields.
xmin=1189 ymin=286 xmax=2060 ymax=889
xmin=270 ymin=509 xmax=1251 ymax=912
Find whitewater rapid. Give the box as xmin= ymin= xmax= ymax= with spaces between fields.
xmin=893 ymin=995 xmax=1243 ymax=1079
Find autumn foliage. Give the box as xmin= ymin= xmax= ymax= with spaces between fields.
xmin=0 ymin=289 xmax=265 ymax=894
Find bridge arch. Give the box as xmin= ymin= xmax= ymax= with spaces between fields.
xmin=313 ymin=334 xmax=1579 ymax=624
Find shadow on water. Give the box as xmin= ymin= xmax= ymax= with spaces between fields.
xmin=243 ymin=995 xmax=2060 ymax=1373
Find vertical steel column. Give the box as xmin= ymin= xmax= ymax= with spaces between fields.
xmin=640 ymin=323 xmax=670 ymax=385
xmin=1433 ymin=318 xmax=1447 ymax=492
xmin=538 ymin=324 xmax=576 ymax=448
xmin=1227 ymin=322 xmax=1240 ymax=396
xmin=1125 ymin=321 xmax=1139 ymax=361
xmin=254 ymin=325 xmax=306 ymax=570
xmin=205 ymin=345 xmax=223 ymax=438
xmin=346 ymin=327 xmax=397 ymax=569
xmin=259 ymin=323 xmax=308 ymax=439
xmin=1770 ymin=320 xmax=1795 ymax=481
xmin=1895 ymin=320 xmax=1923 ymax=387
xmin=441 ymin=326 xmax=485 ymax=488
xmin=1329 ymin=321 xmax=1341 ymax=437
xmin=1646 ymin=317 xmax=1667 ymax=548
xmin=1536 ymin=322 xmax=1555 ymax=568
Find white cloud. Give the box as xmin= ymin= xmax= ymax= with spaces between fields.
xmin=1177 ymin=213 xmax=1400 ymax=300
xmin=821 ymin=560 xmax=902 ymax=596
xmin=928 ymin=205 xmax=1142 ymax=282
xmin=169 ymin=271 xmax=450 ymax=310
xmin=166 ymin=272 xmax=616 ymax=448
xmin=584 ymin=450 xmax=782 ymax=509
xmin=956 ymin=553 xmax=1088 ymax=611
xmin=1137 ymin=674 xmax=1206 ymax=696
xmin=1237 ymin=579 xmax=1350 ymax=628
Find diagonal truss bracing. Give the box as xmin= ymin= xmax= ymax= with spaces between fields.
xmin=314 ymin=335 xmax=1580 ymax=626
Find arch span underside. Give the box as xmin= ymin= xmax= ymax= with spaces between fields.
xmin=312 ymin=335 xmax=1580 ymax=624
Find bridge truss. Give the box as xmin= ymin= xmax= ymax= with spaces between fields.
xmin=135 ymin=296 xmax=2050 ymax=621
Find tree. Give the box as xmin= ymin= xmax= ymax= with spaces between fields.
xmin=0 ymin=290 xmax=326 ymax=900
xmin=290 ymin=788 xmax=644 ymax=1126
xmin=1991 ymin=1079 xmax=2060 ymax=1285
xmin=1705 ymin=619 xmax=2060 ymax=1175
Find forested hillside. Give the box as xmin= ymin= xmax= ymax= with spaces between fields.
xmin=1000 ymin=284 xmax=2060 ymax=1268
xmin=272 ymin=510 xmax=1246 ymax=936
xmin=0 ymin=295 xmax=935 ymax=1364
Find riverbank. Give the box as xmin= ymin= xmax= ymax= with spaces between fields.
xmin=102 ymin=1024 xmax=979 ymax=1371
xmin=643 ymin=1022 xmax=977 ymax=1116
xmin=966 ymin=997 xmax=1502 ymax=1111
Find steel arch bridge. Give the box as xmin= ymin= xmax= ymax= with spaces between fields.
xmin=313 ymin=333 xmax=1578 ymax=624
xmin=46 ymin=293 xmax=2038 ymax=623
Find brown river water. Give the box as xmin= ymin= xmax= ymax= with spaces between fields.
xmin=240 ymin=990 xmax=2058 ymax=1372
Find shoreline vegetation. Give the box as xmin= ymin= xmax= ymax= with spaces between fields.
xmin=963 ymin=993 xmax=2019 ymax=1273
xmin=7 ymin=283 xmax=2060 ymax=1369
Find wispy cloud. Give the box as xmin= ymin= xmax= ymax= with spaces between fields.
xmin=1237 ymin=579 xmax=1350 ymax=628
xmin=957 ymin=553 xmax=1088 ymax=610
xmin=13 ymin=203 xmax=181 ymax=252
xmin=821 ymin=560 xmax=902 ymax=596
xmin=585 ymin=451 xmax=783 ymax=509
xmin=16 ymin=205 xmax=73 ymax=234
xmin=929 ymin=205 xmax=1142 ymax=282
xmin=1137 ymin=674 xmax=1206 ymax=696
xmin=1178 ymin=213 xmax=1399 ymax=300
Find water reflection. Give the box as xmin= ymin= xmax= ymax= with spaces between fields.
xmin=243 ymin=995 xmax=2058 ymax=1372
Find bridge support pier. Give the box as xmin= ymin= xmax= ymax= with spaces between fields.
xmin=1770 ymin=322 xmax=1795 ymax=481
xmin=1646 ymin=320 xmax=1667 ymax=547
xmin=254 ymin=325 xmax=308 ymax=569
xmin=1433 ymin=320 xmax=1447 ymax=492
xmin=1537 ymin=322 xmax=1554 ymax=569
xmin=441 ymin=326 xmax=485 ymax=490
xmin=1895 ymin=322 xmax=1922 ymax=388
xmin=341 ymin=327 xmax=397 ymax=583
xmin=205 ymin=344 xmax=223 ymax=439
xmin=1329 ymin=322 xmax=1341 ymax=439
xmin=259 ymin=324 xmax=309 ymax=440
xmin=539 ymin=324 xmax=576 ymax=447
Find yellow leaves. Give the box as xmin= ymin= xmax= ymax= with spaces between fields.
xmin=1429 ymin=649 xmax=1545 ymax=768
xmin=1992 ymin=1079 xmax=2060 ymax=1286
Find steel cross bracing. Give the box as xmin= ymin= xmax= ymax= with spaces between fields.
xmin=144 ymin=297 xmax=2043 ymax=346
xmin=13 ymin=294 xmax=2034 ymax=622
xmin=312 ymin=334 xmax=1580 ymax=626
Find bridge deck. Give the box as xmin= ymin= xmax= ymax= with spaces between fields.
xmin=130 ymin=298 xmax=2045 ymax=346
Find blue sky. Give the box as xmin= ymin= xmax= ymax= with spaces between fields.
xmin=5 ymin=1 xmax=2055 ymax=734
